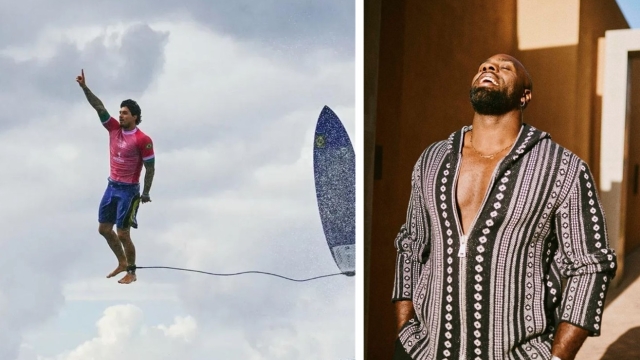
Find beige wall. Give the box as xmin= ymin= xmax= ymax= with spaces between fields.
xmin=598 ymin=31 xmax=640 ymax=285
xmin=364 ymin=0 xmax=629 ymax=358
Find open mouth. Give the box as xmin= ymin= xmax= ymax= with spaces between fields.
xmin=479 ymin=75 xmax=498 ymax=86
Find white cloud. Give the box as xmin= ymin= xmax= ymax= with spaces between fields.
xmin=156 ymin=316 xmax=197 ymax=342
xmin=35 ymin=305 xmax=198 ymax=360
xmin=21 ymin=301 xmax=353 ymax=360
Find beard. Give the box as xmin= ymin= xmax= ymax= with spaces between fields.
xmin=469 ymin=86 xmax=520 ymax=115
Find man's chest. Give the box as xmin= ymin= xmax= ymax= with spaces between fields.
xmin=455 ymin=154 xmax=503 ymax=233
xmin=110 ymin=133 xmax=140 ymax=158
xmin=423 ymin=151 xmax=564 ymax=241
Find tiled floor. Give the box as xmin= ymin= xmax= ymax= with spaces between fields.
xmin=577 ymin=247 xmax=640 ymax=359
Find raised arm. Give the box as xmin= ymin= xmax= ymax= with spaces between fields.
xmin=76 ymin=69 xmax=110 ymax=122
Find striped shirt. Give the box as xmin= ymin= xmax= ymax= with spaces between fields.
xmin=392 ymin=124 xmax=617 ymax=360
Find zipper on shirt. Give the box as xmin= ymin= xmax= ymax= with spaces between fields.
xmin=457 ymin=235 xmax=468 ymax=257
xmin=450 ymin=155 xmax=468 ymax=359
xmin=457 ymin=169 xmax=499 ymax=257
xmin=451 ymin=129 xmax=512 ymax=360
xmin=451 ymin=157 xmax=466 ymax=254
xmin=454 ymin=125 xmax=521 ymax=256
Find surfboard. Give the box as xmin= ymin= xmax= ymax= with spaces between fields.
xmin=313 ymin=106 xmax=355 ymax=276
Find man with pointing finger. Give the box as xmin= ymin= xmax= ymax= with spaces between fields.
xmin=76 ymin=69 xmax=156 ymax=285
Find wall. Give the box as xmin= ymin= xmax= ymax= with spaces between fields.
xmin=363 ymin=0 xmax=382 ymax=357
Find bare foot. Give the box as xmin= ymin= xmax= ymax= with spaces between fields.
xmin=118 ymin=273 xmax=137 ymax=284
xmin=107 ymin=264 xmax=127 ymax=278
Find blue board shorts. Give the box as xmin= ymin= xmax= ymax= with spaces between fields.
xmin=98 ymin=178 xmax=141 ymax=229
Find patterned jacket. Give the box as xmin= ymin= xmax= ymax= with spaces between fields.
xmin=392 ymin=124 xmax=617 ymax=360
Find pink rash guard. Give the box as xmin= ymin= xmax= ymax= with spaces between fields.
xmin=103 ymin=117 xmax=155 ymax=184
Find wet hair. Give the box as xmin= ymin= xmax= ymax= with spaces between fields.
xmin=121 ymin=99 xmax=142 ymax=125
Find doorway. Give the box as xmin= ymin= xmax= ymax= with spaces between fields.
xmin=624 ymin=51 xmax=640 ymax=255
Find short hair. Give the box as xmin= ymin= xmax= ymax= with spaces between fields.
xmin=121 ymin=99 xmax=142 ymax=125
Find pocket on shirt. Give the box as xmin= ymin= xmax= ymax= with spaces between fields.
xmin=412 ymin=261 xmax=432 ymax=322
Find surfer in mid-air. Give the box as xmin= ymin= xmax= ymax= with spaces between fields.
xmin=76 ymin=69 xmax=155 ymax=284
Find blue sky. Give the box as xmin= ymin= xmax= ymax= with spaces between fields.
xmin=617 ymin=0 xmax=640 ymax=27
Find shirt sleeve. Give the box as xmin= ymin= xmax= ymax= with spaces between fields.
xmin=391 ymin=152 xmax=431 ymax=302
xmin=138 ymin=135 xmax=155 ymax=162
xmin=553 ymin=161 xmax=617 ymax=336
xmin=102 ymin=117 xmax=120 ymax=132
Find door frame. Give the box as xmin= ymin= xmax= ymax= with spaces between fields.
xmin=600 ymin=29 xmax=640 ymax=284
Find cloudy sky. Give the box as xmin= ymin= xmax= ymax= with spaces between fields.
xmin=0 ymin=1 xmax=355 ymax=359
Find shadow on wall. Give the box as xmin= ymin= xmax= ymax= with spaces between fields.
xmin=600 ymin=327 xmax=640 ymax=359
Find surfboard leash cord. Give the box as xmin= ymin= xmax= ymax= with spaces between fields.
xmin=129 ymin=265 xmax=354 ymax=282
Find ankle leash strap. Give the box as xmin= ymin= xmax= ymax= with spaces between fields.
xmin=126 ymin=264 xmax=137 ymax=274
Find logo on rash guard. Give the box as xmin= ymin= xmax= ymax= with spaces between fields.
xmin=114 ymin=151 xmax=124 ymax=163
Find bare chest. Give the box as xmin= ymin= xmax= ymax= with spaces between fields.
xmin=456 ymin=155 xmax=501 ymax=234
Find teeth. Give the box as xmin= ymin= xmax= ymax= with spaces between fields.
xmin=481 ymin=76 xmax=498 ymax=85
